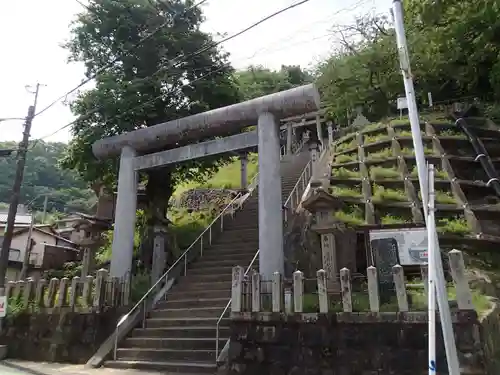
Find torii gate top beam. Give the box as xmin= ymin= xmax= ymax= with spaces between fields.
xmin=92 ymin=84 xmax=320 ymax=159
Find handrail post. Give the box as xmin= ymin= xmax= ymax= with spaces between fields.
xmin=184 ymin=254 xmax=187 ymax=276
xmin=200 ymin=237 xmax=203 ymax=257
xmin=209 ymin=227 xmax=212 ymax=245
xmin=142 ymin=299 xmax=146 ymax=328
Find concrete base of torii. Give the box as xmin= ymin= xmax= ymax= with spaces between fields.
xmin=94 ymin=84 xmax=321 ymax=282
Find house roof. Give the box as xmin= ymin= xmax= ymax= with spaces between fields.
xmin=12 ymin=226 xmax=78 ymax=247
xmin=0 ymin=212 xmax=33 ymax=225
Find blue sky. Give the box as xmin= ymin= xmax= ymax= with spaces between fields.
xmin=0 ymin=0 xmax=388 ymax=143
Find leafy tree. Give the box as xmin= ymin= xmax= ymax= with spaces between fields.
xmin=61 ymin=0 xmax=240 ymax=268
xmin=0 ymin=141 xmax=94 ymax=213
xmin=235 ymin=65 xmax=312 ymax=100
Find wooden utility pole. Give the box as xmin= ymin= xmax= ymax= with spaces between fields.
xmin=0 ymin=83 xmax=42 ymax=289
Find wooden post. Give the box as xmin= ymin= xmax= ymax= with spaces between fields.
xmin=366 ymin=266 xmax=380 ymax=312
xmin=231 ymin=266 xmax=244 ymax=313
xmin=69 ymin=276 xmax=80 ymax=309
xmin=392 ymin=265 xmax=408 ymax=312
xmin=317 ymin=269 xmax=328 ymax=313
xmin=45 ymin=278 xmax=59 ymax=308
xmin=448 ymin=249 xmax=473 ymax=310
xmin=82 ymin=275 xmax=94 ymax=307
xmin=272 ymin=271 xmax=282 ymax=313
xmin=93 ymin=269 xmax=108 ymax=309
xmin=251 ymin=271 xmax=261 ymax=313
xmin=293 ymin=270 xmax=304 ymax=313
xmin=56 ymin=277 xmax=70 ymax=308
xmin=340 ymin=268 xmax=352 ymax=312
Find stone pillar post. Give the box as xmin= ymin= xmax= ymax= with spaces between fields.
xmin=309 ymin=139 xmax=320 ymax=178
xmin=258 ymin=112 xmax=284 ymax=280
xmin=315 ymin=114 xmax=323 ymax=147
xmin=151 ymin=225 xmax=167 ymax=285
xmin=327 ymin=121 xmax=333 ymax=145
xmin=110 ymin=146 xmax=138 ymax=279
xmin=286 ymin=123 xmax=293 ymax=154
xmin=81 ymin=246 xmax=94 ymax=278
xmin=239 ymin=153 xmax=248 ymax=189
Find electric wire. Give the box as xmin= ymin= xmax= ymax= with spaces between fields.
xmin=33 ymin=0 xmax=210 ymax=118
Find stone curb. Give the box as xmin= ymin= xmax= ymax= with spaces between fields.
xmin=1 ymin=360 xmax=49 ymax=375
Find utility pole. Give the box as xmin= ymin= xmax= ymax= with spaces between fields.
xmin=0 ymin=83 xmax=42 ymax=289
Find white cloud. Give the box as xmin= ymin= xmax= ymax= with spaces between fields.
xmin=0 ymin=0 xmax=389 ymax=143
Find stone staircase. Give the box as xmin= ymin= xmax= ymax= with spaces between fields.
xmin=104 ymin=150 xmax=311 ymax=373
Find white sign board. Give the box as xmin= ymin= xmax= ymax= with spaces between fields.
xmin=369 ymin=227 xmax=428 ymax=265
xmin=0 ymin=296 xmax=7 ymax=318
xmin=397 ymin=96 xmax=408 ymax=110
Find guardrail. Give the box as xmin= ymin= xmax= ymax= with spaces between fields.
xmin=112 ymin=191 xmax=245 ymax=360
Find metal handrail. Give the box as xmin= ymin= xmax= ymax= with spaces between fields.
xmin=283 ymin=161 xmax=312 ymax=223
xmin=214 ymin=141 xmax=313 ymax=364
xmin=215 ymin=249 xmax=260 ymax=359
xmin=113 ymin=191 xmax=245 ymax=360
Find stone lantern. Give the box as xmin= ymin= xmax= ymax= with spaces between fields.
xmin=302 ymin=187 xmax=357 ymax=295
xmin=71 ymin=213 xmax=112 ymax=278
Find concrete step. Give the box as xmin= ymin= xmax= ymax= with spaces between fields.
xmin=188 ymin=273 xmax=232 ymax=283
xmin=149 ymin=306 xmax=225 ymax=319
xmin=116 ymin=347 xmax=215 ymax=362
xmin=145 ymin=317 xmax=229 ymax=328
xmin=104 ymin=359 xmax=216 ymax=374
xmin=201 ymin=247 xmax=258 ymax=257
xmin=131 ymin=325 xmax=229 ymax=339
xmin=167 ymin=288 xmax=231 ymax=301
xmin=188 ymin=265 xmax=234 ymax=275
xmin=196 ymin=252 xmax=257 ymax=263
xmin=190 ymin=258 xmax=257 ymax=269
xmin=157 ymin=297 xmax=229 ymax=309
xmin=123 ymin=337 xmax=226 ymax=350
xmin=174 ymin=280 xmax=231 ymax=291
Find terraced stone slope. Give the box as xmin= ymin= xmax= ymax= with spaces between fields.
xmin=327 ymin=116 xmax=500 ymax=251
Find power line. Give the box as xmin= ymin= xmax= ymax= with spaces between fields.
xmin=32 ymin=0 xmax=313 ymax=143
xmin=33 ymin=0 xmax=210 ymax=118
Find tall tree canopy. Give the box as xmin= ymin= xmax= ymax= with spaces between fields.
xmin=235 ymin=65 xmax=313 ymax=100
xmin=316 ymin=0 xmax=500 ymax=124
xmin=61 ymin=0 xmax=241 ymax=267
xmin=61 ymin=0 xmax=240 ymax=192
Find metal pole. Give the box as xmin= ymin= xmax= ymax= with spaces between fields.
xmin=391 ymin=2 xmax=460 ymax=374
xmin=428 ymin=164 xmax=437 ymax=375
xmin=0 ymin=83 xmax=42 ymax=288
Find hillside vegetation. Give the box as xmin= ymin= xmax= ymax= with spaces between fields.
xmin=0 ymin=141 xmax=94 ymax=215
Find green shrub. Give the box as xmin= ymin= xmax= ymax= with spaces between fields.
xmin=330 ymin=186 xmax=362 ymax=198
xmin=372 ymin=185 xmax=407 ymax=202
xmin=331 ymin=167 xmax=361 ymax=179
xmin=366 ymin=148 xmax=393 ymax=160
xmin=370 ymin=166 xmax=400 ymax=180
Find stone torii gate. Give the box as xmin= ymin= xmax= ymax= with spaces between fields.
xmin=92 ymin=84 xmax=321 ymax=282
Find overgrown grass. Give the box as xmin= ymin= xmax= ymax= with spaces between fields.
xmin=363 ymin=134 xmax=389 ymax=144
xmin=173 ymin=153 xmax=258 ymax=197
xmin=400 ymin=146 xmax=435 ymax=156
xmin=410 ymin=166 xmax=448 ymax=179
xmin=362 ymin=122 xmax=386 ymax=132
xmin=437 ymin=217 xmax=470 ymax=235
xmin=395 ymin=129 xmax=426 ymax=137
xmin=333 ymin=205 xmax=365 ymax=225
xmin=380 ymin=214 xmax=408 ymax=225
xmin=435 ymin=190 xmax=457 ymax=204
xmin=439 ymin=129 xmax=467 ymax=138
xmin=331 ymin=167 xmax=361 ymax=179
xmin=335 ymin=153 xmax=357 ymax=164
xmin=330 ymin=186 xmax=362 ymax=199
xmin=169 ymin=207 xmax=217 ymax=250
xmin=366 ymin=148 xmax=393 ymax=161
xmin=370 ymin=166 xmax=400 ymax=180
xmin=372 ymin=185 xmax=408 ymax=202
xmin=335 ymin=138 xmax=357 ymax=152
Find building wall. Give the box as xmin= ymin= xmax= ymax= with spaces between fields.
xmin=10 ymin=231 xmax=57 ymax=268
